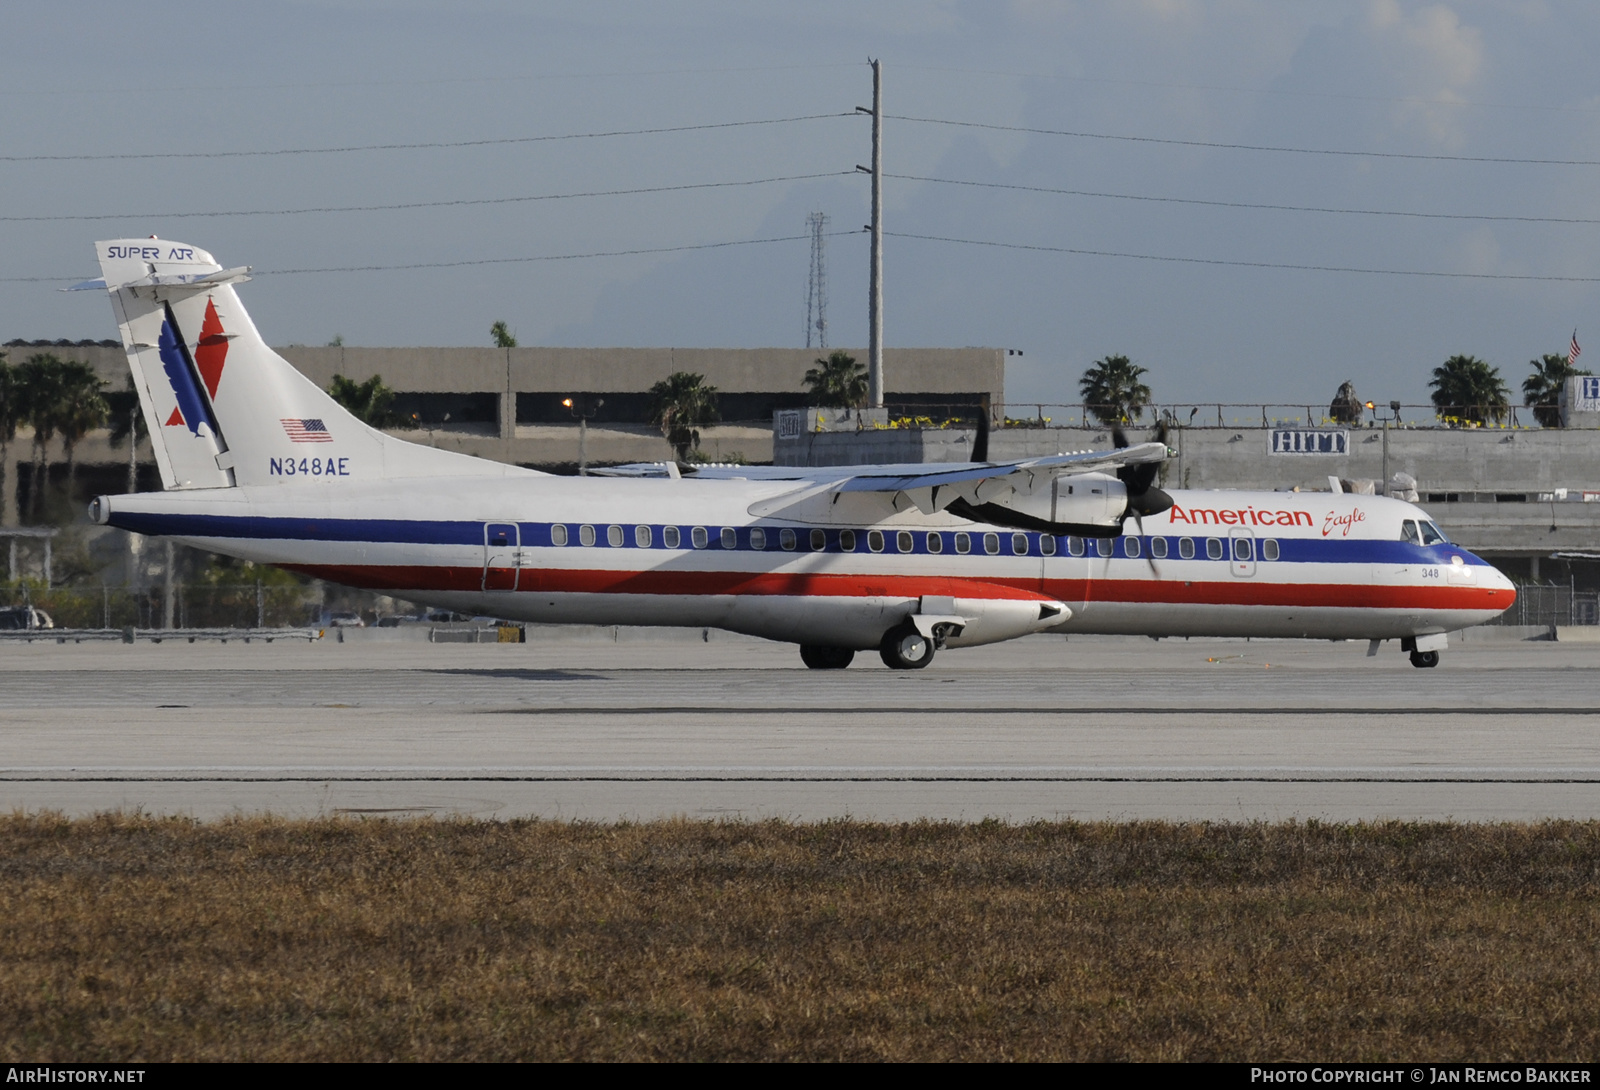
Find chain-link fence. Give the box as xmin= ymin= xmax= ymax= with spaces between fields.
xmin=2 ymin=583 xmax=325 ymax=630
xmin=1483 ymin=582 xmax=1599 ymax=628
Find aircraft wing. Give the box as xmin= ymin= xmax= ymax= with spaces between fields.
xmin=829 ymin=443 xmax=1165 ymax=493
xmin=732 ymin=442 xmax=1168 ymax=519
xmin=597 ymin=443 xmax=1165 ymax=495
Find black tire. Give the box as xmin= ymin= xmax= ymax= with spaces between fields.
xmin=1410 ymin=650 xmax=1440 ymax=668
xmin=800 ymin=645 xmax=855 ymax=670
xmin=878 ymin=622 xmax=935 ymax=670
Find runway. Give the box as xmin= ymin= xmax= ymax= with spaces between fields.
xmin=2 ymin=631 xmax=1597 ymax=821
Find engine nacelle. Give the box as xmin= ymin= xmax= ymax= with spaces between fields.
xmin=948 ymin=471 xmax=1129 ymax=536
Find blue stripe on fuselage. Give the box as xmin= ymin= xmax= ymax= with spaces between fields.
xmin=107 ymin=509 xmax=1494 ymax=567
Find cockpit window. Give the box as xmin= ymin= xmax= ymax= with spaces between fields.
xmin=1401 ymin=520 xmax=1420 ymax=544
xmin=1419 ymin=521 xmax=1446 ymax=545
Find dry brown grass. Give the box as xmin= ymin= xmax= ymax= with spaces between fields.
xmin=1 ymin=815 xmax=1598 ymax=1061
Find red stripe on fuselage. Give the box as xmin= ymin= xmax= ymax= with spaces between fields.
xmin=284 ymin=563 xmax=1511 ymax=613
xmin=1060 ymin=576 xmax=1511 ymax=611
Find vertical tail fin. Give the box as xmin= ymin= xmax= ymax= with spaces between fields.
xmin=94 ymin=238 xmax=529 ymax=490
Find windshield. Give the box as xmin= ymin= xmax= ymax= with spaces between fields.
xmin=1419 ymin=521 xmax=1447 ymax=545
xmin=1401 ymin=520 xmax=1420 ymax=544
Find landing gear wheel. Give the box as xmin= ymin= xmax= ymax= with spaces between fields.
xmin=879 ymin=622 xmax=935 ymax=670
xmin=1409 ymin=650 xmax=1440 ymax=668
xmin=800 ymin=645 xmax=855 ymax=670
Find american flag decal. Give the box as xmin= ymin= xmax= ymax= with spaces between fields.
xmin=281 ymin=418 xmax=333 ymax=443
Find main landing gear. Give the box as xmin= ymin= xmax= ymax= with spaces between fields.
xmin=878 ymin=621 xmax=935 ymax=670
xmin=1409 ymin=650 xmax=1440 ymax=668
xmin=800 ymin=645 xmax=855 ymax=670
xmin=798 ymin=621 xmax=944 ymax=671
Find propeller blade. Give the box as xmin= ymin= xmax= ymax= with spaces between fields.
xmin=971 ymin=406 xmax=989 ymax=463
xmin=1127 ymin=485 xmax=1174 ymax=517
xmin=1116 ymin=420 xmax=1170 ymax=501
xmin=1131 ymin=510 xmax=1159 ymax=578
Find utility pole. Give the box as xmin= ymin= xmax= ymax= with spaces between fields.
xmin=857 ymin=59 xmax=884 ymax=409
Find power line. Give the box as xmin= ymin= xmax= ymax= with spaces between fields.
xmin=887 ymin=230 xmax=1600 ymax=282
xmin=4 ymin=231 xmax=861 ymax=283
xmin=1 ymin=171 xmax=855 ymax=223
xmin=0 ymin=63 xmax=862 ymax=97
xmin=888 ymin=173 xmax=1600 ymax=225
xmin=890 ymin=114 xmax=1600 ymax=167
xmin=893 ymin=64 xmax=1600 ymax=116
xmin=270 ymin=231 xmax=856 ymax=273
xmin=0 ymin=113 xmax=855 ymax=163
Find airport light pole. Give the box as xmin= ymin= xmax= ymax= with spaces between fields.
xmin=1366 ymin=399 xmax=1402 ymax=491
xmin=563 ymin=396 xmax=604 ymax=476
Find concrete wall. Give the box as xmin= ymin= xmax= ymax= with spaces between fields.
xmin=276 ymin=345 xmax=1002 ymax=403
xmin=777 ymin=423 xmax=1600 ymax=494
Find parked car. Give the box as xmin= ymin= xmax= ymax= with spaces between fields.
xmin=324 ymin=611 xmax=366 ymax=628
xmin=0 ymin=606 xmax=55 ymax=630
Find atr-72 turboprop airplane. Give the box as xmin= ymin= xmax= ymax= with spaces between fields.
xmin=74 ymin=239 xmax=1513 ymax=669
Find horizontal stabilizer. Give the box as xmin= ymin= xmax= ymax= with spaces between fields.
xmin=103 ymin=266 xmax=254 ymax=292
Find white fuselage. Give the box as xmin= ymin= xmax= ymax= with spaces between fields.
xmin=97 ymin=473 xmax=1516 ymax=649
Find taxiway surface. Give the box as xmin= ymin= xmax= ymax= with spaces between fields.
xmin=1 ymin=632 xmax=1596 ymax=821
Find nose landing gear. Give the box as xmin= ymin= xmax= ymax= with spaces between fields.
xmin=1368 ymin=636 xmax=1447 ymax=667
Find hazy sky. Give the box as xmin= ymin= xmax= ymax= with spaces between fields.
xmin=5 ymin=1 xmax=1600 ymax=411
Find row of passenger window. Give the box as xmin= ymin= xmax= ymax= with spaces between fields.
xmin=545 ymin=523 xmax=1281 ymax=561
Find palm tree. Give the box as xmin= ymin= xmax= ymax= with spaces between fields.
xmin=15 ymin=353 xmax=68 ymax=520
xmin=328 ymin=373 xmax=414 ymax=429
xmin=648 ymin=372 xmax=720 ymax=461
xmin=1079 ymin=355 xmax=1152 ymax=425
xmin=802 ymin=350 xmax=868 ymax=408
xmin=53 ymin=361 xmax=109 ymax=500
xmin=490 ymin=321 xmax=517 ymax=348
xmin=1522 ymin=353 xmax=1590 ymax=428
xmin=1430 ymin=355 xmax=1510 ymax=426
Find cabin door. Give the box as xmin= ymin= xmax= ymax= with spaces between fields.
xmin=483 ymin=523 xmax=522 ymax=591
xmin=1229 ymin=529 xmax=1257 ymax=578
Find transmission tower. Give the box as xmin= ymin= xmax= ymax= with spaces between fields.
xmin=805 ymin=211 xmax=828 ymax=350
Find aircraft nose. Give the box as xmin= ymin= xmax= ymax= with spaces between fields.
xmin=1474 ymin=557 xmax=1513 ymax=591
